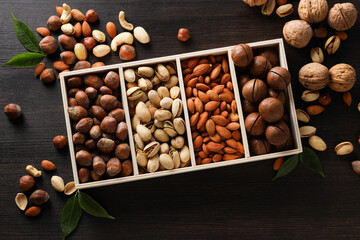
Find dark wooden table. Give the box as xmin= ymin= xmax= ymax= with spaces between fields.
xmin=1 ymin=0 xmax=359 ymax=239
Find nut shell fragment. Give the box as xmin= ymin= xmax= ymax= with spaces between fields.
xmin=64 ymin=182 xmax=76 ymax=195
xmin=15 ymin=193 xmax=28 ymax=211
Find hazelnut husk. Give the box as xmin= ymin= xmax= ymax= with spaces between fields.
xmin=283 ymin=20 xmax=313 ymax=48
xmin=328 ymin=63 xmax=356 ymax=92
xmin=328 ymin=3 xmax=357 ymax=31
xmin=104 ymin=71 xmax=120 ymax=89
xmin=39 ymin=36 xmax=58 ymax=54
xmin=299 ymin=62 xmax=330 ymax=90
xmin=268 ymin=89 xmax=286 ymax=106
xmin=267 ymin=66 xmax=291 ymax=90
xmin=259 ymin=97 xmax=284 ymax=123
xmin=100 ymin=116 xmax=117 ymax=134
xmin=258 ymin=48 xmax=279 ymax=67
xmin=249 ymin=56 xmax=272 ymax=79
xmin=298 ymin=0 xmax=328 ymax=23
xmin=120 ymin=44 xmax=136 ymax=61
xmin=74 ymin=61 xmax=91 ymax=70
xmin=265 ymin=120 xmax=290 ymax=146
xmin=231 ymin=44 xmax=253 ymax=67
xmin=249 ymin=137 xmax=271 ymax=155
xmin=58 ymin=34 xmax=77 ymax=50
xmin=4 ymin=103 xmax=22 ymax=120
xmin=40 ymin=68 xmax=55 ymax=83
xmin=178 ymin=28 xmax=191 ymax=42
xmin=242 ymin=79 xmax=268 ymax=102
xmin=53 ymin=135 xmax=67 ymax=149
xmin=19 ymin=175 xmax=35 ymax=191
xmin=76 ymin=150 xmax=93 ymax=166
xmin=47 ymin=15 xmax=62 ymax=31
xmin=245 ymin=112 xmax=266 ymax=136
xmin=114 ymin=143 xmax=131 ymax=159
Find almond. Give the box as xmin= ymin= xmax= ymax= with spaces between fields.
xmin=219 ymin=92 xmax=233 ymax=102
xmin=53 ymin=61 xmax=70 ymax=71
xmin=188 ymin=57 xmax=200 ymax=69
xmin=210 ymin=133 xmax=222 ymax=142
xmin=225 ymin=122 xmax=240 ymax=131
xmin=82 ymin=21 xmax=91 ymax=37
xmin=193 ymin=64 xmax=212 ymax=76
xmin=56 ymin=6 xmax=63 ymax=16
xmin=211 ymin=115 xmax=228 ymax=126
xmin=190 ymin=112 xmax=200 ymax=126
xmin=74 ymin=22 xmax=82 ymax=38
xmin=342 ymin=92 xmax=352 ymax=106
xmin=216 ymin=125 xmax=232 ymax=139
xmin=25 ymin=206 xmax=41 ymax=216
xmin=201 ymin=158 xmax=212 ymax=164
xmin=222 ymin=58 xmax=229 ymax=73
xmin=36 ymin=27 xmax=50 ymax=37
xmin=187 ymin=99 xmax=195 ymax=114
xmin=223 ymin=154 xmax=239 ymax=161
xmin=204 ymin=101 xmax=220 ymax=111
xmin=106 ymin=22 xmax=117 ymax=39
xmin=198 ymin=91 xmax=209 ymax=103
xmin=206 ymin=141 xmax=224 ymax=152
xmin=193 ymin=136 xmax=203 ymax=149
xmin=224 ymin=147 xmax=239 ymax=154
xmin=194 ymin=98 xmax=203 ymax=113
xmin=197 ymin=112 xmax=209 ymax=129
xmin=34 ymin=63 xmax=45 ymax=76
xmin=307 ymin=105 xmax=325 ymax=115
xmin=91 ymin=62 xmax=105 ymax=68
xmin=212 ymin=85 xmax=225 ymax=94
xmin=210 ymin=65 xmax=221 ymax=80
xmin=41 ymin=160 xmax=56 ymax=171
xmin=196 ymin=83 xmax=211 ymax=92
xmin=71 ymin=9 xmax=85 ymax=21
xmin=220 ymin=73 xmax=231 ymax=85
xmin=225 ymin=139 xmax=238 ymax=149
xmin=187 ymin=77 xmax=198 ymax=88
xmin=206 ymin=90 xmax=220 ymax=101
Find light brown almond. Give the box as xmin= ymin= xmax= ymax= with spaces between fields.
xmin=216 ymin=125 xmax=231 ymax=139
xmin=91 ymin=62 xmax=105 ymax=68
xmin=74 ymin=22 xmax=82 ymax=38
xmin=82 ymin=21 xmax=91 ymax=37
xmin=206 ymin=141 xmax=224 ymax=152
xmin=219 ymin=92 xmax=233 ymax=102
xmin=196 ymin=83 xmax=211 ymax=92
xmin=36 ymin=27 xmax=50 ymax=37
xmin=206 ymin=90 xmax=220 ymax=101
xmin=34 ymin=63 xmax=45 ymax=76
xmin=56 ymin=6 xmax=63 ymax=16
xmin=106 ymin=22 xmax=117 ymax=39
xmin=210 ymin=65 xmax=221 ymax=80
xmin=53 ymin=61 xmax=70 ymax=71
xmin=212 ymin=85 xmax=225 ymax=94
xmin=71 ymin=9 xmax=85 ymax=21
xmin=193 ymin=64 xmax=212 ymax=76
xmin=197 ymin=112 xmax=209 ymax=129
xmin=342 ymin=92 xmax=352 ymax=106
xmin=41 ymin=160 xmax=56 ymax=171
xmin=204 ymin=101 xmax=220 ymax=111
xmin=188 ymin=57 xmax=200 ymax=69
xmin=307 ymin=105 xmax=325 ymax=115
xmin=211 ymin=115 xmax=228 ymax=126
xmin=190 ymin=112 xmax=200 ymax=126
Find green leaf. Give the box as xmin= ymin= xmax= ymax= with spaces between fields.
xmin=61 ymin=196 xmax=82 ymax=240
xmin=300 ymin=146 xmax=325 ymax=177
xmin=3 ymin=52 xmax=45 ymax=67
xmin=78 ymin=191 xmax=115 ymax=219
xmin=273 ymin=155 xmax=299 ymax=180
xmin=10 ymin=13 xmax=41 ymax=53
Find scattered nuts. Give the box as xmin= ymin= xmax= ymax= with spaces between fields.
xmin=310 ymin=47 xmax=324 ymax=63
xmin=335 ymin=31 xmax=348 ymax=41
xmin=328 ymin=3 xmax=357 ymax=31
xmin=83 ymin=37 xmax=97 ymax=51
xmin=78 ymin=168 xmax=90 ymax=183
xmin=26 ymin=165 xmax=41 ymax=177
xmin=351 ymin=161 xmax=360 ymax=175
xmin=298 ymin=0 xmax=328 ymax=23
xmin=71 ymin=9 xmax=85 ymax=22
xmin=51 ymin=176 xmax=65 ymax=192
xmin=261 ymin=0 xmax=276 ymax=15
xmin=82 ymin=21 xmax=92 ymax=37
xmin=35 ymin=63 xmax=45 ymax=77
xmin=111 ymin=32 xmax=134 ymax=51
xmin=4 ymin=103 xmax=22 ymax=120
xmin=36 ymin=27 xmax=50 ymax=37
xmin=134 ymin=26 xmax=150 ymax=44
xmin=15 ymin=193 xmax=27 ymax=211
xmin=342 ymin=92 xmax=352 ymax=106
xmin=298 ymin=62 xmax=329 ymax=90
xmin=74 ymin=22 xmax=82 ymax=37
xmin=56 ymin=6 xmax=63 ymax=16
xmin=296 ymin=109 xmax=310 ymax=123
xmin=93 ymin=44 xmax=111 ymax=58
xmin=53 ymin=61 xmax=70 ymax=71
xmin=39 ymin=36 xmax=58 ymax=54
xmin=324 ymin=36 xmax=340 ymax=55
xmin=118 ymin=11 xmax=134 ymax=30
xmin=119 ymin=44 xmax=136 ymax=61
xmin=329 ymin=63 xmax=356 ymax=92
xmin=299 ymin=126 xmax=316 ymax=138
xmin=29 ymin=189 xmax=49 ymax=205
xmin=283 ymin=20 xmax=312 ymax=48
xmin=60 ymin=51 xmax=77 ymax=65
xmin=41 ymin=160 xmax=56 ymax=171
xmin=64 ymin=182 xmax=76 ymax=195
xmin=40 ymin=68 xmax=55 ymax=83
xmin=276 ymin=4 xmax=294 ymax=18
xmin=60 ymin=3 xmax=72 ymax=24
xmin=106 ymin=22 xmax=117 ymax=39
xmin=47 ymin=15 xmax=62 ymax=31
xmin=307 ymin=105 xmax=325 ymax=115
xmin=85 ymin=9 xmax=98 ymax=23
xmin=177 ymin=28 xmax=191 ymax=42
xmin=92 ymin=30 xmax=106 ymax=43
xmin=25 ymin=206 xmax=41 ymax=217
xmin=58 ymin=34 xmax=77 ymax=50
xmin=318 ymin=92 xmax=331 ymax=106
xmin=53 ymin=135 xmax=67 ymax=149
xmin=301 ymin=90 xmax=320 ymax=102
xmin=309 ymin=135 xmax=327 ymax=151
xmin=335 ymin=141 xmax=354 ymax=155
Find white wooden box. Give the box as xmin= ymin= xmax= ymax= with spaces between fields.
xmin=60 ymin=38 xmax=302 ymax=189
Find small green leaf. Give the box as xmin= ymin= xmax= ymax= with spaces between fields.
xmin=61 ymin=196 xmax=82 ymax=240
xmin=3 ymin=52 xmax=45 ymax=67
xmin=273 ymin=155 xmax=299 ymax=180
xmin=300 ymin=146 xmax=325 ymax=177
xmin=10 ymin=13 xmax=41 ymax=53
xmin=78 ymin=191 xmax=115 ymax=219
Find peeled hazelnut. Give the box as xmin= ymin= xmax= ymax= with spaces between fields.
xmin=40 ymin=68 xmax=55 ymax=83
xmin=283 ymin=20 xmax=313 ymax=48
xmin=60 ymin=51 xmax=77 ymax=65
xmin=85 ymin=9 xmax=98 ymax=23
xmin=4 ymin=103 xmax=22 ymax=120
xmin=119 ymin=44 xmax=136 ymax=61
xmin=249 ymin=56 xmax=272 ymax=78
xmin=83 ymin=37 xmax=97 ymax=51
xmin=39 ymin=36 xmax=58 ymax=54
xmin=104 ymin=71 xmax=120 ymax=89
xmin=74 ymin=61 xmax=91 ymax=70
xmin=29 ymin=190 xmax=50 ymax=205
xmin=78 ymin=168 xmax=90 ymax=183
xmin=76 ymin=117 xmax=94 ymax=133
xmin=328 ymin=3 xmax=357 ymax=31
xmin=76 ymin=150 xmax=92 ymax=166
xmin=100 ymin=95 xmax=118 ymax=111
xmin=231 ymin=44 xmax=253 ymax=67
xmin=19 ymin=175 xmax=35 ymax=191
xmin=47 ymin=15 xmax=62 ymax=31
xmin=178 ymin=28 xmax=191 ymax=42
xmin=100 ymin=116 xmax=117 ymax=133
xmin=58 ymin=34 xmax=77 ymax=50
xmin=115 ymin=143 xmax=130 ymax=160
xmin=97 ymin=138 xmax=116 ymax=153
xmin=106 ymin=157 xmax=121 ymax=177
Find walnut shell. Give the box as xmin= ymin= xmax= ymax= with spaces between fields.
xmin=299 ymin=63 xmax=330 ymax=90
xmin=243 ymin=0 xmax=267 ymax=7
xmin=329 ymin=63 xmax=356 ymax=92
xmin=328 ymin=3 xmax=357 ymax=31
xmin=283 ymin=20 xmax=313 ymax=48
xmin=298 ymin=0 xmax=328 ymax=23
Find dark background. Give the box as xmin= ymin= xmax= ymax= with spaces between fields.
xmin=1 ymin=0 xmax=359 ymax=239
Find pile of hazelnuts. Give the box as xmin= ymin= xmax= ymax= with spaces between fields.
xmin=231 ymin=44 xmax=293 ymax=155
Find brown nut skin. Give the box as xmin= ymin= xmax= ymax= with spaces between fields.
xmin=29 ymin=190 xmax=50 ymax=205
xmin=53 ymin=135 xmax=67 ymax=149
xmin=329 ymin=63 xmax=356 ymax=92
xmin=68 ymin=106 xmax=88 ymax=122
xmin=249 ymin=137 xmax=271 ymax=155
xmin=19 ymin=175 xmax=35 ymax=191
xmin=100 ymin=116 xmax=117 ymax=134
xmin=267 ymin=67 xmax=291 ymax=90
xmin=268 ymin=89 xmax=286 ymax=106
xmin=283 ymin=20 xmax=313 ymax=48
xmin=74 ymin=61 xmax=91 ymax=70
xmin=58 ymin=34 xmax=77 ymax=50
xmin=47 ymin=15 xmax=62 ymax=31
xmin=298 ymin=0 xmax=328 ymax=23
xmin=114 ymin=143 xmax=130 ymax=160
xmin=259 ymin=97 xmax=284 ymax=123
xmin=25 ymin=206 xmax=41 ymax=217
xmin=100 ymin=95 xmax=118 ymax=111
xmin=90 ymin=170 xmax=102 ymax=181
xmin=244 ymin=112 xmax=266 ymax=136
xmin=258 ymin=48 xmax=279 ymax=67
xmin=75 ymin=91 xmax=89 ymax=108
xmin=84 ymin=74 xmax=103 ymax=89
xmin=97 ymin=138 xmax=116 ymax=153
xmin=318 ymin=92 xmax=331 ymax=106
xmin=249 ymin=56 xmax=272 ymax=79
xmin=78 ymin=168 xmax=90 ymax=183
xmin=119 ymin=44 xmax=136 ymax=61
xmin=231 ymin=44 xmax=253 ymax=67
xmin=106 ymin=157 xmax=121 ymax=177
xmin=60 ymin=51 xmax=77 ymax=65
xmin=313 ymin=26 xmax=328 ymax=38
xmin=99 ymin=86 xmax=112 ymax=95
xmin=328 ymin=3 xmax=357 ymax=31
xmin=242 ymin=79 xmax=268 ymax=103
xmin=104 ymin=71 xmax=120 ymax=89
xmin=67 ymin=76 xmax=83 ymax=88
xmin=93 ymin=156 xmax=106 ymax=176
xmin=109 ymin=108 xmax=125 ymax=123
xmin=40 ymin=68 xmax=55 ymax=83
xmin=76 ymin=150 xmax=93 ymax=166
xmin=83 ymin=37 xmax=97 ymax=51
xmin=73 ymin=132 xmax=86 ymax=144
xmin=4 ymin=103 xmax=22 ymax=120
xmin=120 ymin=160 xmax=133 ymax=176
xmin=115 ymin=122 xmax=128 ymax=140
xmin=242 ymin=99 xmax=258 ymax=115
xmin=265 ymin=120 xmax=290 ymax=146
xmin=89 ymin=125 xmax=102 ymax=139
xmin=178 ymin=28 xmax=191 ymax=42
xmin=85 ymin=139 xmax=97 ymax=150
xmin=85 ymin=87 xmax=97 ymax=99
xmin=85 ymin=9 xmax=98 ymax=23
xmin=91 ymin=105 xmax=107 ymax=120
xmin=75 ymin=117 xmax=94 ymax=133
xmin=39 ymin=36 xmax=58 ymax=54
xmin=299 ymin=62 xmax=330 ymax=90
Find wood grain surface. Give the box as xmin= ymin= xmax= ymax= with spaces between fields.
xmin=0 ymin=0 xmax=359 ymax=239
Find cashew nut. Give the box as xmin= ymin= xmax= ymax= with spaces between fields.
xmin=61 ymin=3 xmax=72 ymax=24
xmin=119 ymin=11 xmax=134 ymax=31
xmin=111 ymin=32 xmax=134 ymax=51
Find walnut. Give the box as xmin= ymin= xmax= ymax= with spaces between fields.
xmin=329 ymin=63 xmax=356 ymax=92
xmin=243 ymin=0 xmax=267 ymax=7
xmin=283 ymin=20 xmax=313 ymax=48
xmin=299 ymin=63 xmax=330 ymax=90
xmin=328 ymin=3 xmax=357 ymax=31
xmin=298 ymin=0 xmax=328 ymax=23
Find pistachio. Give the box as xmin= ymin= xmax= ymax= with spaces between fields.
xmin=138 ymin=78 xmax=153 ymax=91
xmin=124 ymin=68 xmax=136 ymax=83
xmin=143 ymin=142 xmax=160 ymax=158
xmin=309 ymin=135 xmax=327 ymax=151
xmin=172 ymin=98 xmax=183 ymax=117
xmin=173 ymin=117 xmax=186 ymax=135
xmin=145 ymin=122 xmax=156 ymax=133
xmin=276 ymin=4 xmax=293 ymax=17
xmin=351 ymin=161 xmax=360 ymax=175
xmin=157 ymin=86 xmax=170 ymax=99
xmin=358 ymin=102 xmax=360 ymax=112
xmin=134 ymin=133 xmax=144 ymax=150
xmin=335 ymin=142 xmax=354 ymax=155
xmin=170 ymin=86 xmax=181 ymax=99
xmin=61 ymin=23 xmax=75 ymax=35
xmin=92 ymin=30 xmax=106 ymax=43
xmin=170 ymin=149 xmax=181 ymax=168
xmin=296 ymin=109 xmax=310 ymax=123
xmin=147 ymin=154 xmax=160 ymax=172
xmin=171 ymin=136 xmax=185 ymax=149
xmin=164 ymin=75 xmax=179 ymax=89
xmin=154 ymin=119 xmax=164 ymax=128
xmin=261 ymin=0 xmax=276 ymax=15
xmin=64 ymin=182 xmax=76 ymax=195
xmin=160 ymin=143 xmax=170 ymax=154
xmin=299 ymin=126 xmax=316 ymax=138
xmin=154 ymin=109 xmax=172 ymax=121
xmin=301 ymin=90 xmax=320 ymax=102
xmin=310 ymin=47 xmax=324 ymax=63
xmin=151 ymin=75 xmax=161 ymax=86
xmin=148 ymin=90 xmax=161 ymax=107
xmin=163 ymin=121 xmax=177 ymax=137
xmin=154 ymin=129 xmax=170 ymax=142
xmin=166 ymin=62 xmax=177 ymax=74
xmin=15 ymin=193 xmax=28 ymax=211
xmin=180 ymin=145 xmax=190 ymax=163
xmin=137 ymin=66 xmax=154 ymax=78
xmin=74 ymin=43 xmax=87 ymax=61
xmin=127 ymin=87 xmax=144 ymax=100
xmin=51 ymin=175 xmax=65 ymax=192
xmin=159 ymin=154 xmax=174 ymax=170
xmin=324 ymin=36 xmax=340 ymax=55
xmin=132 ymin=114 xmax=141 ymax=131
xmin=160 ymin=97 xmax=173 ymax=109
xmin=137 ymin=124 xmax=152 ymax=141
xmin=155 ymin=64 xmax=170 ymax=82
xmin=136 ymin=150 xmax=148 ymax=167
xmin=135 ymin=102 xmax=151 ymax=123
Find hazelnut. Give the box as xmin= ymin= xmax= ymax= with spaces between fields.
xmin=53 ymin=135 xmax=67 ymax=149
xmin=90 ymin=170 xmax=102 ymax=181
xmin=106 ymin=157 xmax=122 ymax=177
xmin=116 ymin=122 xmax=128 ymax=141
xmin=75 ymin=91 xmax=90 ymax=108
xmin=19 ymin=175 xmax=35 ymax=191
xmin=29 ymin=190 xmax=50 ymax=205
xmin=299 ymin=62 xmax=330 ymax=90
xmin=58 ymin=34 xmax=77 ymax=50
xmin=258 ymin=48 xmax=279 ymax=67
xmin=74 ymin=61 xmax=91 ymax=70
xmin=76 ymin=117 xmax=94 ymax=133
xmin=4 ymin=103 xmax=22 ymax=120
xmin=93 ymin=156 xmax=106 ymax=176
xmin=85 ymin=139 xmax=97 ymax=150
xmin=91 ymin=105 xmax=107 ymax=120
xmin=119 ymin=44 xmax=136 ymax=61
xmin=108 ymin=108 xmax=125 ymax=123
xmin=60 ymin=51 xmax=77 ymax=65
xmin=85 ymin=9 xmax=98 ymax=23
xmin=177 ymin=28 xmax=191 ymax=42
xmin=242 ymin=99 xmax=258 ymax=115
xmin=67 ymin=76 xmax=83 ymax=88
xmin=76 ymin=150 xmax=92 ymax=166
xmin=40 ymin=68 xmax=55 ymax=83
xmin=93 ymin=117 xmax=101 ymax=125
xmin=68 ymin=106 xmax=88 ymax=121
xmin=245 ymin=112 xmax=266 ymax=136
xmin=268 ymin=89 xmax=286 ymax=105
xmin=73 ymin=132 xmax=86 ymax=145
xmin=104 ymin=71 xmax=120 ymax=89
xmin=242 ymin=79 xmax=268 ymax=102
xmin=259 ymin=97 xmax=284 ymax=123
xmin=231 ymin=44 xmax=253 ymax=67
xmin=100 ymin=116 xmax=117 ymax=133
xmin=100 ymin=95 xmax=118 ymax=111
xmin=84 ymin=74 xmax=104 ymax=89
xmin=329 ymin=63 xmax=356 ymax=92
xmin=39 ymin=36 xmax=58 ymax=54
xmin=99 ymin=86 xmax=113 ymax=95
xmin=68 ymin=97 xmax=77 ymax=106
xmin=120 ymin=160 xmax=133 ymax=176
xmin=85 ymin=87 xmax=98 ymax=99
xmin=283 ymin=20 xmax=313 ymax=48
xmin=68 ymin=88 xmax=82 ymax=97
xmin=46 ymin=15 xmax=62 ymax=31
xmin=83 ymin=37 xmax=97 ymax=51
xmin=265 ymin=120 xmax=290 ymax=146
xmin=115 ymin=143 xmax=130 ymax=160
xmin=237 ymin=74 xmax=251 ymax=90
xmin=328 ymin=3 xmax=357 ymax=31
xmin=249 ymin=56 xmax=272 ymax=78
xmin=78 ymin=168 xmax=90 ymax=183
xmin=298 ymin=0 xmax=328 ymax=23
xmin=249 ymin=137 xmax=271 ymax=155
xmin=97 ymin=138 xmax=116 ymax=153
xmin=267 ymin=66 xmax=291 ymax=90
xmin=89 ymin=125 xmax=102 ymax=139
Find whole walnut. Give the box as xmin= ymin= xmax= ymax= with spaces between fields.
xmin=328 ymin=3 xmax=357 ymax=31
xmin=243 ymin=0 xmax=267 ymax=7
xmin=299 ymin=63 xmax=330 ymax=90
xmin=298 ymin=0 xmax=328 ymax=23
xmin=329 ymin=63 xmax=356 ymax=92
xmin=283 ymin=20 xmax=313 ymax=48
